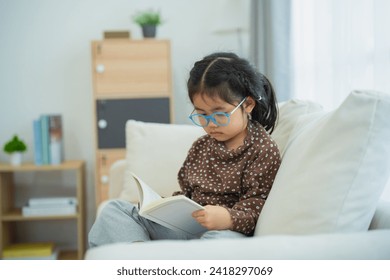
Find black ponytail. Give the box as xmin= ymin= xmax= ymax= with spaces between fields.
xmin=249 ymin=74 xmax=278 ymax=133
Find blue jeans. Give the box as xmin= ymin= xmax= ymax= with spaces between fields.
xmin=88 ymin=199 xmax=246 ymax=247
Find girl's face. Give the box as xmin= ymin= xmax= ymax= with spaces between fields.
xmin=192 ymin=94 xmax=255 ymax=150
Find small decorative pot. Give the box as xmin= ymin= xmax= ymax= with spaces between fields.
xmin=141 ymin=25 xmax=157 ymax=38
xmin=10 ymin=152 xmax=22 ymax=166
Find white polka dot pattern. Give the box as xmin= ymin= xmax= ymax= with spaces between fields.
xmin=175 ymin=121 xmax=281 ymax=235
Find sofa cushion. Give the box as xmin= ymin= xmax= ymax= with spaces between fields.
xmin=272 ymin=99 xmax=323 ymax=156
xmin=255 ymin=90 xmax=390 ymax=235
xmin=119 ymin=120 xmax=204 ymax=203
xmin=369 ymin=200 xmax=390 ymax=230
xmin=85 ymin=229 xmax=390 ymax=260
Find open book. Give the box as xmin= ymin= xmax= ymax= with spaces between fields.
xmin=131 ymin=173 xmax=207 ymax=236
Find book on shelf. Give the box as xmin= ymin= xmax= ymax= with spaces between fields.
xmin=22 ymin=204 xmax=77 ymax=217
xmin=33 ymin=114 xmax=64 ymax=165
xmin=48 ymin=114 xmax=63 ymax=165
xmin=22 ymin=196 xmax=77 ymax=217
xmin=33 ymin=119 xmax=43 ymax=165
xmin=40 ymin=115 xmax=50 ymax=165
xmin=2 ymin=242 xmax=58 ymax=260
xmin=28 ymin=197 xmax=78 ymax=207
xmin=132 ymin=173 xmax=207 ymax=236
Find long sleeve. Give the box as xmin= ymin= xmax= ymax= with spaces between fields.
xmin=226 ymin=143 xmax=281 ymax=235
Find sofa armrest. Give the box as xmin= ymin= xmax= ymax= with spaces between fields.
xmin=369 ymin=200 xmax=390 ymax=230
xmin=108 ymin=159 xmax=127 ymax=199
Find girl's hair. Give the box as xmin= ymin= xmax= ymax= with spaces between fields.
xmin=187 ymin=52 xmax=278 ymax=133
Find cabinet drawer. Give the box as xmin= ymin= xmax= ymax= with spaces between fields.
xmin=96 ymin=98 xmax=170 ymax=149
xmin=92 ymin=40 xmax=171 ymax=96
xmin=96 ymin=150 xmax=125 ymax=204
xmin=96 ymin=150 xmax=125 ymax=175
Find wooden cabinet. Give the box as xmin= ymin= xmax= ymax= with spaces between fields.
xmin=91 ymin=39 xmax=173 ymax=206
xmin=0 ymin=160 xmax=86 ymax=260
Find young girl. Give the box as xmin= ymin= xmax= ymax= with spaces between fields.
xmin=88 ymin=52 xmax=281 ymax=247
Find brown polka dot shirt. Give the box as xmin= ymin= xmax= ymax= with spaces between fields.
xmin=175 ymin=121 xmax=281 ymax=236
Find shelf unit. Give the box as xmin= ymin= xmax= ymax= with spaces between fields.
xmin=91 ymin=39 xmax=173 ymax=206
xmin=0 ymin=160 xmax=86 ymax=260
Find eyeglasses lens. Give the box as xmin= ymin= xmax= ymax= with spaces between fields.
xmin=193 ymin=113 xmax=229 ymax=127
xmin=213 ymin=113 xmax=229 ymax=126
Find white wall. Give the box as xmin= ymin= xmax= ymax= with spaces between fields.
xmin=0 ymin=0 xmax=250 ymax=248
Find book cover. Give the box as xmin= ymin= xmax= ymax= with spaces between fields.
xmin=40 ymin=115 xmax=50 ymax=165
xmin=48 ymin=114 xmax=63 ymax=165
xmin=131 ymin=173 xmax=207 ymax=236
xmin=4 ymin=249 xmax=59 ymax=260
xmin=33 ymin=119 xmax=43 ymax=165
xmin=3 ymin=242 xmax=54 ymax=258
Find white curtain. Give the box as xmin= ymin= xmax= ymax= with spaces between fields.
xmin=291 ymin=0 xmax=390 ymax=109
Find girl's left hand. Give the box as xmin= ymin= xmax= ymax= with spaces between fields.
xmin=192 ymin=205 xmax=233 ymax=230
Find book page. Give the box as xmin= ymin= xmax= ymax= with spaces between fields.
xmin=140 ymin=195 xmax=206 ymax=236
xmin=131 ymin=173 xmax=206 ymax=236
xmin=131 ymin=173 xmax=162 ymax=208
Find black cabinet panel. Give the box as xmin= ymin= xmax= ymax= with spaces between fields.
xmin=96 ymin=98 xmax=170 ymax=148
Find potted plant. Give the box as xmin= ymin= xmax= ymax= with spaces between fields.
xmin=3 ymin=135 xmax=27 ymax=166
xmin=132 ymin=9 xmax=162 ymax=38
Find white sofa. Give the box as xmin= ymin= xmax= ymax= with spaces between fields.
xmin=86 ymin=90 xmax=390 ymax=259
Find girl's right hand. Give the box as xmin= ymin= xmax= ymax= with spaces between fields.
xmin=192 ymin=205 xmax=233 ymax=230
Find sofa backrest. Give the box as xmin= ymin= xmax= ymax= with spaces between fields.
xmin=119 ymin=120 xmax=204 ymax=202
xmin=256 ymin=90 xmax=390 ymax=235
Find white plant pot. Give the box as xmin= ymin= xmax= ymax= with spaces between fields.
xmin=10 ymin=152 xmax=22 ymax=166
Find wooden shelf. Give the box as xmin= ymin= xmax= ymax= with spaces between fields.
xmin=58 ymin=250 xmax=78 ymax=260
xmin=1 ymin=208 xmax=78 ymax=221
xmin=0 ymin=160 xmax=86 ymax=260
xmin=0 ymin=160 xmax=84 ymax=172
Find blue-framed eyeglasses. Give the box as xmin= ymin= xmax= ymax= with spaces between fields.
xmin=189 ymin=97 xmax=247 ymax=127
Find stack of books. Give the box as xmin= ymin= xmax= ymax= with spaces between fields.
xmin=2 ymin=242 xmax=58 ymax=260
xmin=33 ymin=114 xmax=64 ymax=165
xmin=22 ymin=197 xmax=77 ymax=217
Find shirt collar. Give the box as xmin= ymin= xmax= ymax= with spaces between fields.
xmin=210 ymin=121 xmax=257 ymax=160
